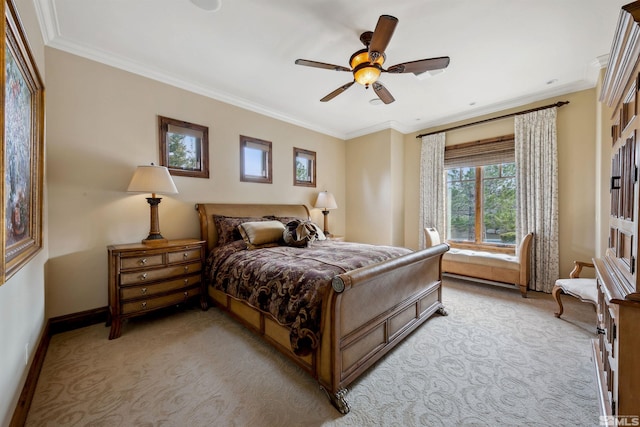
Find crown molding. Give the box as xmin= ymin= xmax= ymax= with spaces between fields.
xmin=400 ymin=80 xmax=595 ymax=137
xmin=32 ymin=0 xmax=604 ymax=142
xmin=34 ymin=0 xmax=347 ymax=140
xmin=48 ymin=36 xmax=347 ymax=140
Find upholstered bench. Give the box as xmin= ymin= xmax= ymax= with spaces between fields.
xmin=425 ymin=229 xmax=533 ymax=297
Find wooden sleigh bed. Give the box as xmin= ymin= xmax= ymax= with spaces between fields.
xmin=195 ymin=203 xmax=449 ymax=413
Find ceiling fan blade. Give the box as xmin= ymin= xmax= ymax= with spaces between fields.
xmin=368 ymin=15 xmax=398 ymax=60
xmin=386 ymin=57 xmax=450 ymax=75
xmin=320 ymin=81 xmax=355 ymax=102
xmin=295 ymin=59 xmax=351 ymax=72
xmin=372 ymin=81 xmax=395 ymax=104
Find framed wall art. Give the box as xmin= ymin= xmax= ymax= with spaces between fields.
xmin=158 ymin=115 xmax=209 ymax=178
xmin=2 ymin=0 xmax=45 ymax=283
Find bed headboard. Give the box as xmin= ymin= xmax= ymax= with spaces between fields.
xmin=195 ymin=203 xmax=311 ymax=253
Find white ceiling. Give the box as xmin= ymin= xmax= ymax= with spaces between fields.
xmin=33 ymin=0 xmax=629 ymax=139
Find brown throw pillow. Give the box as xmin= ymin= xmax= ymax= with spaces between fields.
xmin=238 ymin=220 xmax=285 ymax=250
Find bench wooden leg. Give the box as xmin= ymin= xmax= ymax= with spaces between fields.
xmin=551 ymin=285 xmax=564 ymax=318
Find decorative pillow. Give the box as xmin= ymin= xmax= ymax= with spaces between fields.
xmin=213 ymin=215 xmax=266 ymax=246
xmin=238 ymin=220 xmax=285 ymax=250
xmin=283 ymin=220 xmax=326 ymax=247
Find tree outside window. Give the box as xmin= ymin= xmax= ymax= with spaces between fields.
xmin=293 ymin=147 xmax=316 ymax=187
xmin=446 ymin=162 xmax=516 ymax=245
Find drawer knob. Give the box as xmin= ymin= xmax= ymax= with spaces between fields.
xmin=184 ymin=279 xmax=189 ymax=284
xmin=183 ymin=252 xmax=188 ymax=259
xmin=184 ymin=266 xmax=189 ymax=272
xmin=141 ymin=287 xmax=147 ymax=295
xmin=139 ymin=258 xmax=147 ymax=265
xmin=140 ymin=273 xmax=147 ymax=280
xmin=141 ymin=301 xmax=147 ymax=309
xmin=184 ymin=291 xmax=189 ymax=298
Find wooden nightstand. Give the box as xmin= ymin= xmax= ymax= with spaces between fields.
xmin=107 ymin=239 xmax=207 ymax=339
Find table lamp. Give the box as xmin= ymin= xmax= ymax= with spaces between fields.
xmin=127 ymin=164 xmax=178 ymax=244
xmin=314 ymin=191 xmax=337 ymax=236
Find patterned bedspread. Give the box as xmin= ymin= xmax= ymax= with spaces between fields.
xmin=205 ymin=240 xmax=412 ymax=355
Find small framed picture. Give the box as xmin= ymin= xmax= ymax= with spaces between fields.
xmin=158 ymin=116 xmax=209 ymax=178
xmin=293 ymin=147 xmax=316 ymax=187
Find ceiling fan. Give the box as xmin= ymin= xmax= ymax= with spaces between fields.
xmin=295 ymin=15 xmax=450 ymax=104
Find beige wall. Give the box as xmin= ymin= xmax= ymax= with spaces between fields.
xmin=390 ymin=128 xmax=405 ymax=246
xmin=345 ymin=129 xmax=405 ymax=245
xmin=44 ymin=48 xmax=345 ymax=318
xmin=402 ymin=89 xmax=598 ymax=278
xmin=0 ymin=0 xmax=49 ymax=425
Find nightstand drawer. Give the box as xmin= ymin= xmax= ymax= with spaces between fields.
xmin=121 ymin=286 xmax=201 ymax=315
xmin=120 ymin=261 xmax=202 ymax=285
xmin=120 ymin=274 xmax=202 ymax=299
xmin=167 ymin=248 xmax=201 ymax=264
xmin=121 ymin=254 xmax=164 ymax=270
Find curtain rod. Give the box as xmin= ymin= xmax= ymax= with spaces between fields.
xmin=415 ymin=101 xmax=570 ymax=139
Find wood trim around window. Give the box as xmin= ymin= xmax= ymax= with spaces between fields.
xmin=239 ymin=135 xmax=272 ymax=184
xmin=293 ymin=147 xmax=316 ymax=187
xmin=158 ymin=116 xmax=209 ymax=178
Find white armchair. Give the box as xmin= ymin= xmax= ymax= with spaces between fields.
xmin=551 ymin=260 xmax=597 ymax=325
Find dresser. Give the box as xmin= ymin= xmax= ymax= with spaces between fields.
xmin=107 ymin=239 xmax=207 ymax=339
xmin=597 ymin=1 xmax=640 ymax=423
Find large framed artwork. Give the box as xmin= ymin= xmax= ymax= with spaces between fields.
xmin=2 ymin=0 xmax=44 ymax=284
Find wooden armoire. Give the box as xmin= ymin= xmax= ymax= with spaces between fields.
xmin=597 ymin=1 xmax=640 ymax=423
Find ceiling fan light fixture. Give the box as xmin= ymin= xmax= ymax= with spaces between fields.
xmin=350 ymin=49 xmax=385 ymax=86
xmin=353 ymin=63 xmax=382 ymax=86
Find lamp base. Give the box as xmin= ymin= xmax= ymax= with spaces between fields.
xmin=142 ymin=197 xmax=167 ymax=245
xmin=142 ymin=237 xmax=168 ymax=246
xmin=321 ymin=210 xmax=331 ymax=236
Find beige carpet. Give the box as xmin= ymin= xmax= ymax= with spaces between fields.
xmin=26 ymin=278 xmax=599 ymax=426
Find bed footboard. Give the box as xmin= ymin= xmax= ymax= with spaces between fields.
xmin=319 ymin=243 xmax=449 ymax=413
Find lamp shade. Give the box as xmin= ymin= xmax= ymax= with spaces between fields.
xmin=127 ymin=164 xmax=178 ymax=195
xmin=314 ymin=191 xmax=337 ymax=210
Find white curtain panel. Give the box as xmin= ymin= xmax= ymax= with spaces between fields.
xmin=419 ymin=133 xmax=446 ymax=249
xmin=514 ymin=107 xmax=559 ymax=293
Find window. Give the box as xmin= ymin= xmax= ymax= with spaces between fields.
xmin=293 ymin=147 xmax=316 ymax=187
xmin=446 ymin=163 xmax=516 ymax=245
xmin=240 ymin=135 xmax=272 ymax=184
xmin=445 ymin=135 xmax=516 ymax=247
xmin=158 ymin=116 xmax=209 ymax=178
